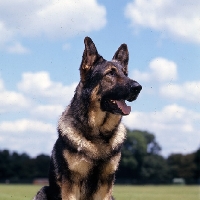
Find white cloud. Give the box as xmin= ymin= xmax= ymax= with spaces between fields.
xmin=125 ymin=0 xmax=200 ymax=43
xmin=0 ymin=21 xmax=13 ymax=46
xmin=6 ymin=42 xmax=30 ymax=54
xmin=149 ymin=58 xmax=177 ymax=81
xmin=18 ymin=71 xmax=77 ymax=105
xmin=32 ymin=0 xmax=106 ymax=38
xmin=160 ymin=81 xmax=200 ymax=102
xmin=0 ymin=119 xmax=54 ymax=133
xmin=123 ymin=104 xmax=200 ymax=156
xmin=131 ymin=70 xmax=150 ymax=82
xmin=31 ymin=104 xmax=64 ymax=120
xmin=0 ymin=72 xmax=76 ymax=156
xmin=0 ymin=119 xmax=56 ymax=156
xmin=0 ymin=91 xmax=30 ymax=113
xmin=132 ymin=57 xmax=177 ymax=82
xmin=0 ymin=77 xmax=30 ymax=113
xmin=0 ymin=0 xmax=106 ymax=52
xmin=0 ymin=78 xmax=4 ymax=90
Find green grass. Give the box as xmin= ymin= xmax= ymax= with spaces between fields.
xmin=0 ymin=184 xmax=199 ymax=200
xmin=0 ymin=184 xmax=40 ymax=200
xmin=113 ymin=185 xmax=200 ymax=200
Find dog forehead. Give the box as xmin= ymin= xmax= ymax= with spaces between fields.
xmin=105 ymin=61 xmax=124 ymax=71
xmin=91 ymin=60 xmax=124 ymax=76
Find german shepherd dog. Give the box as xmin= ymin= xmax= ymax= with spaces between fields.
xmin=34 ymin=37 xmax=142 ymax=200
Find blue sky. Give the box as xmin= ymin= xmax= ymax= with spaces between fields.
xmin=0 ymin=0 xmax=199 ymax=157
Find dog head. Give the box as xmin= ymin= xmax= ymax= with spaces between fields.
xmin=79 ymin=37 xmax=142 ymax=116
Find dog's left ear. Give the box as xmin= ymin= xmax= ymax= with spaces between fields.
xmin=80 ymin=37 xmax=102 ymax=81
xmin=112 ymin=44 xmax=129 ymax=74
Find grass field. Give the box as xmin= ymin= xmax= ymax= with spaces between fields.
xmin=0 ymin=184 xmax=199 ymax=200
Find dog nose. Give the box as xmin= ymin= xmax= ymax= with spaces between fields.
xmin=130 ymin=81 xmax=142 ymax=95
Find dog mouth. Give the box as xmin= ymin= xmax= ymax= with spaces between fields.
xmin=109 ymin=99 xmax=131 ymax=115
xmin=100 ymin=82 xmax=142 ymax=115
xmin=102 ymin=98 xmax=134 ymax=116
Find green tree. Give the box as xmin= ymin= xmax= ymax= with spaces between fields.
xmin=11 ymin=152 xmax=33 ymax=179
xmin=117 ymin=130 xmax=146 ymax=180
xmin=140 ymin=154 xmax=171 ymax=183
xmin=194 ymin=148 xmax=200 ymax=183
xmin=0 ymin=150 xmax=12 ymax=180
xmin=167 ymin=153 xmax=197 ymax=183
xmin=117 ymin=129 xmax=163 ymax=183
xmin=0 ymin=150 xmax=50 ymax=183
xmin=34 ymin=154 xmax=50 ymax=178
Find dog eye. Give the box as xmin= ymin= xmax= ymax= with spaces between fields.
xmin=107 ymin=69 xmax=116 ymax=76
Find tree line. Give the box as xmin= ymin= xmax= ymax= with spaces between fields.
xmin=0 ymin=151 xmax=49 ymax=183
xmin=0 ymin=129 xmax=199 ymax=184
xmin=117 ymin=130 xmax=200 ymax=184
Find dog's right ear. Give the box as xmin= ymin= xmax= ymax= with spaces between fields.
xmin=80 ymin=37 xmax=102 ymax=82
xmin=112 ymin=44 xmax=129 ymax=75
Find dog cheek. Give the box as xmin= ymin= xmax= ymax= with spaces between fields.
xmin=90 ymin=85 xmax=100 ymax=102
xmin=101 ymin=78 xmax=117 ymax=95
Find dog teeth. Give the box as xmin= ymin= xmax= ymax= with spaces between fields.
xmin=110 ymin=100 xmax=116 ymax=104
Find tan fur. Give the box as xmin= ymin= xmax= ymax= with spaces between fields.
xmin=89 ymin=85 xmax=106 ymax=129
xmin=83 ymin=65 xmax=90 ymax=70
xmin=61 ymin=180 xmax=80 ymax=200
xmin=89 ymin=84 xmax=122 ymax=133
xmin=100 ymin=113 xmax=121 ymax=133
xmin=59 ymin=118 xmax=126 ymax=160
xmin=103 ymin=64 xmax=119 ymax=75
xmin=63 ymin=150 xmax=92 ymax=179
xmin=92 ymin=184 xmax=112 ymax=200
xmin=102 ymin=153 xmax=121 ymax=179
xmin=61 ymin=153 xmax=121 ymax=200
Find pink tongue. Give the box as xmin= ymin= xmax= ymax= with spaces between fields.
xmin=116 ymin=100 xmax=131 ymax=115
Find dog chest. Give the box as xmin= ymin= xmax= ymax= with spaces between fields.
xmin=63 ymin=150 xmax=92 ymax=178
